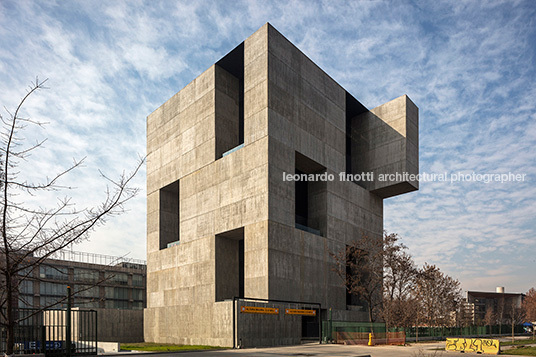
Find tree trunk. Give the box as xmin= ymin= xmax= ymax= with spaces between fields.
xmin=6 ymin=271 xmax=14 ymax=355
xmin=511 ymin=320 xmax=514 ymax=343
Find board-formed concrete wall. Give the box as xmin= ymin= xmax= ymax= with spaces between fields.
xmin=96 ymin=309 xmax=144 ymax=343
xmin=42 ymin=308 xmax=143 ymax=343
xmin=145 ymin=23 xmax=418 ymax=347
xmin=351 ymin=94 xmax=419 ymax=198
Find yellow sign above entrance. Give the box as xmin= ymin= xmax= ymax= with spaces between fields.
xmin=240 ymin=306 xmax=279 ymax=314
xmin=285 ymin=308 xmax=316 ymax=316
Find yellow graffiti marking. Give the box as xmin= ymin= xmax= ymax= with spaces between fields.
xmin=445 ymin=338 xmax=500 ymax=355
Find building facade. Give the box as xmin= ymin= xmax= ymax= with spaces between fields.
xmin=466 ymin=287 xmax=524 ymax=325
xmin=16 ymin=251 xmax=146 ymax=342
xmin=145 ymin=23 xmax=418 ymax=346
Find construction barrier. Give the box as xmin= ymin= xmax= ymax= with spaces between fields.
xmin=335 ymin=331 xmax=406 ymax=345
xmin=445 ymin=338 xmax=500 ymax=355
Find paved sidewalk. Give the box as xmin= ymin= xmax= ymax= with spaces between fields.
xmin=105 ymin=341 xmax=534 ymax=357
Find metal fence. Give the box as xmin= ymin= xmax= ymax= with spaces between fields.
xmin=322 ymin=321 xmax=386 ymax=343
xmin=322 ymin=320 xmax=528 ymax=344
xmin=332 ymin=331 xmax=406 ymax=345
xmin=1 ymin=308 xmax=97 ymax=356
xmin=44 ymin=249 xmax=146 ymax=268
xmin=402 ymin=324 xmax=527 ymax=339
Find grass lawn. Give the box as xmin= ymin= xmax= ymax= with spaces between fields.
xmin=120 ymin=342 xmax=227 ymax=352
xmin=502 ymin=339 xmax=536 ymax=346
xmin=501 ymin=346 xmax=536 ymax=355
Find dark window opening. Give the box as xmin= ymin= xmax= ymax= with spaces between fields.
xmin=345 ymin=92 xmax=368 ymax=176
xmin=215 ymin=227 xmax=245 ymax=301
xmin=216 ymin=43 xmax=244 ymax=158
xmin=159 ymin=180 xmax=179 ymax=250
xmin=294 ymin=152 xmax=327 ymax=236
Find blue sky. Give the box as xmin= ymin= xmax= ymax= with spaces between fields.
xmin=1 ymin=0 xmax=534 ymax=294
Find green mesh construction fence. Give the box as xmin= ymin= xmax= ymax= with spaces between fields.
xmin=322 ymin=321 xmax=386 ymax=343
xmin=403 ymin=324 xmax=526 ymax=338
xmin=322 ymin=321 xmax=527 ymax=343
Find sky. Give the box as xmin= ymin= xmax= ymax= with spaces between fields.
xmin=0 ymin=0 xmax=535 ymax=295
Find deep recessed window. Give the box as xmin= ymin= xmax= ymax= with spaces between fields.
xmin=345 ymin=92 xmax=368 ymax=180
xmin=215 ymin=227 xmax=244 ymax=301
xmin=294 ymin=152 xmax=326 ymax=236
xmin=159 ymin=180 xmax=180 ymax=250
xmin=215 ymin=43 xmax=244 ymax=159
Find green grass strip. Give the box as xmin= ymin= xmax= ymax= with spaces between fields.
xmin=502 ymin=339 xmax=536 ymax=346
xmin=501 ymin=346 xmax=536 ymax=356
xmin=120 ymin=342 xmax=227 ymax=352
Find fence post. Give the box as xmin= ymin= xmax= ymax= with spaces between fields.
xmin=318 ymin=305 xmax=321 ymax=344
xmin=66 ymin=286 xmax=71 ymax=357
xmin=328 ymin=308 xmax=332 ymax=343
xmin=95 ymin=310 xmax=98 ymax=355
xmin=232 ymin=297 xmax=236 ymax=349
xmin=41 ymin=325 xmax=46 ymax=354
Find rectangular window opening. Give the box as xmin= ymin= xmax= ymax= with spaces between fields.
xmin=215 ymin=227 xmax=245 ymax=301
xmin=345 ymin=92 xmax=368 ymax=177
xmin=159 ymin=180 xmax=179 ymax=250
xmin=215 ymin=43 xmax=244 ymax=159
xmin=294 ymin=152 xmax=327 ymax=236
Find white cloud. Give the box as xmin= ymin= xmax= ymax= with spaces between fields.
xmin=1 ymin=0 xmax=534 ymax=293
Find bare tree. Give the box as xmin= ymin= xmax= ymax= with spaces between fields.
xmin=456 ymin=300 xmax=474 ymax=328
xmin=330 ymin=232 xmax=462 ymax=334
xmin=497 ymin=295 xmax=505 ymax=335
xmin=504 ymin=298 xmax=525 ymax=342
xmin=381 ymin=233 xmax=418 ymax=330
xmin=0 ymin=79 xmax=143 ymax=354
xmin=331 ymin=232 xmax=383 ymax=323
xmin=331 ymin=232 xmax=418 ymax=327
xmin=413 ymin=263 xmax=462 ymax=327
xmin=522 ymin=288 xmax=536 ymax=339
xmin=483 ymin=307 xmax=494 ymax=335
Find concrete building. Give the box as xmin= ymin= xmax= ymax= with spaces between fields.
xmin=145 ymin=23 xmax=418 ymax=347
xmin=16 ymin=250 xmax=146 ymax=342
xmin=466 ymin=287 xmax=524 ymax=324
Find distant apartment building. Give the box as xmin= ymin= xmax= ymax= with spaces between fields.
xmin=16 ymin=250 xmax=146 ymax=342
xmin=466 ymin=287 xmax=524 ymax=324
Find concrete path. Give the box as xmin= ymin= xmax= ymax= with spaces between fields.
xmin=110 ymin=341 xmax=534 ymax=357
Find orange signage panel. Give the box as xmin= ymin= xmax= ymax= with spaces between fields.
xmin=285 ymin=308 xmax=316 ymax=316
xmin=240 ymin=306 xmax=279 ymax=315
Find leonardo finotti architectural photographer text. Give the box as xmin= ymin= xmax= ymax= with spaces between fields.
xmin=282 ymin=171 xmax=527 ymax=184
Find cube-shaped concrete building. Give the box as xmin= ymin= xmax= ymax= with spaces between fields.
xmin=145 ymin=23 xmax=418 ymax=347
